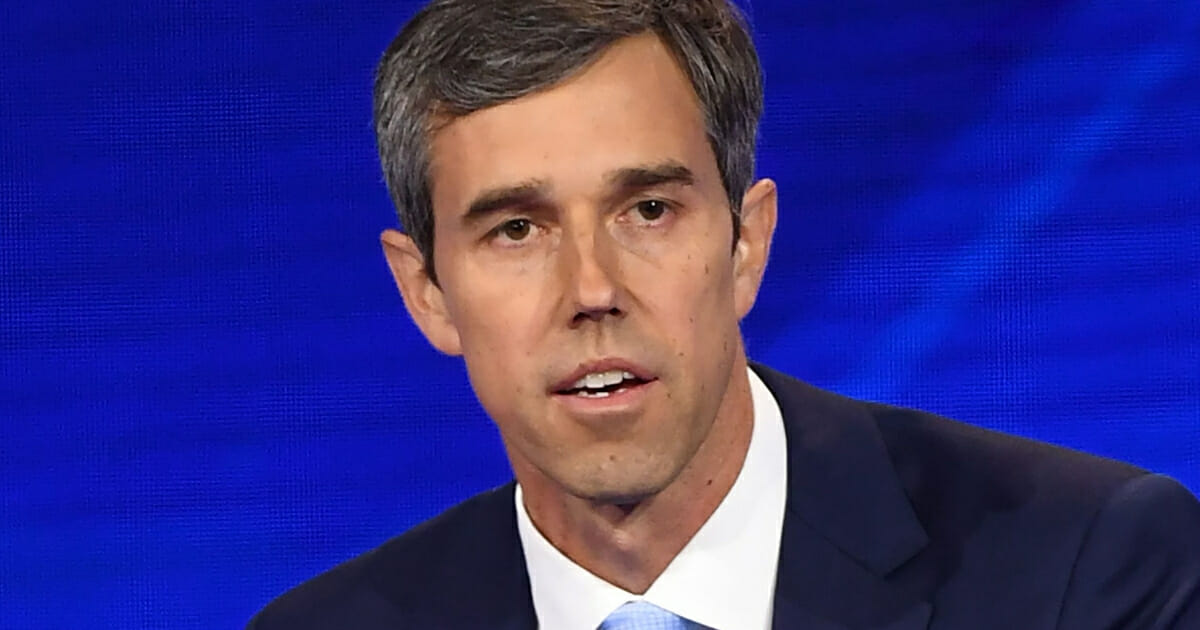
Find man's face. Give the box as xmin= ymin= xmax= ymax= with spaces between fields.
xmin=386 ymin=34 xmax=774 ymax=503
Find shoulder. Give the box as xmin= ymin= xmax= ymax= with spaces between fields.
xmin=1057 ymin=473 xmax=1200 ymax=627
xmin=877 ymin=401 xmax=1200 ymax=625
xmin=854 ymin=389 xmax=1175 ymax=544
xmin=866 ymin=397 xmax=1148 ymax=506
xmin=246 ymin=483 xmax=520 ymax=630
xmin=758 ymin=363 xmax=1200 ymax=622
xmin=754 ymin=361 xmax=1151 ymax=506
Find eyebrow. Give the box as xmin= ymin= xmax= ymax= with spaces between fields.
xmin=605 ymin=161 xmax=696 ymax=193
xmin=462 ymin=180 xmax=551 ymax=226
xmin=460 ymin=160 xmax=697 ymax=225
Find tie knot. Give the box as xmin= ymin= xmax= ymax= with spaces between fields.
xmin=597 ymin=600 xmax=705 ymax=630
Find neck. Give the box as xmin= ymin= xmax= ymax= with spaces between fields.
xmin=518 ymin=360 xmax=754 ymax=594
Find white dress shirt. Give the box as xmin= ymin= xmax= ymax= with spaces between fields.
xmin=515 ymin=367 xmax=789 ymax=630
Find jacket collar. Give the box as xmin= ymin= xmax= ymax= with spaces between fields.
xmin=369 ymin=483 xmax=538 ymax=629
xmin=752 ymin=363 xmax=931 ymax=630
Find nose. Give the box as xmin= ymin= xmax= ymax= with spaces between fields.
xmin=559 ymin=220 xmax=623 ymax=325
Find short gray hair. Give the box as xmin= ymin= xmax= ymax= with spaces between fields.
xmin=373 ymin=0 xmax=764 ymax=282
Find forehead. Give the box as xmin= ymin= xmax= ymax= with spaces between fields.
xmin=427 ymin=34 xmax=719 ymax=218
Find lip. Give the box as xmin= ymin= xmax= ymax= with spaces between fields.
xmin=552 ymin=378 xmax=657 ymax=417
xmin=549 ymin=357 xmax=657 ymax=394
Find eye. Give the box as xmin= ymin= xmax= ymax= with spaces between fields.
xmin=633 ymin=199 xmax=669 ymax=222
xmin=497 ymin=218 xmax=533 ymax=241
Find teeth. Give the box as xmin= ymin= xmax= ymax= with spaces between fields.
xmin=571 ymin=369 xmax=636 ymax=391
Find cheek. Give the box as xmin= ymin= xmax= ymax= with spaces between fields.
xmin=445 ymin=267 xmax=548 ymax=393
xmin=448 ymin=257 xmax=545 ymax=337
xmin=637 ymin=243 xmax=737 ymax=337
xmin=460 ymin=332 xmax=541 ymax=430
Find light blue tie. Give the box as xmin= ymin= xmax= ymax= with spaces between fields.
xmin=597 ymin=600 xmax=709 ymax=630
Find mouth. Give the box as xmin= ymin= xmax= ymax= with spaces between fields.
xmin=551 ymin=360 xmax=657 ymax=399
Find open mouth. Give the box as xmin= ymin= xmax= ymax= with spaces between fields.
xmin=556 ymin=369 xmax=651 ymax=399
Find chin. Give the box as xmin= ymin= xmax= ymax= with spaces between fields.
xmin=564 ymin=460 xmax=680 ymax=506
xmin=578 ymin=486 xmax=659 ymax=507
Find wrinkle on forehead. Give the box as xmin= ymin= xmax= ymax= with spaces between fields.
xmin=426 ymin=34 xmax=718 ymax=223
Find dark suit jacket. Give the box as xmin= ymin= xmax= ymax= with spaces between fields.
xmin=249 ymin=364 xmax=1200 ymax=629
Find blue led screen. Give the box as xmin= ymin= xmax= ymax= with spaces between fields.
xmin=1 ymin=1 xmax=1197 ymax=627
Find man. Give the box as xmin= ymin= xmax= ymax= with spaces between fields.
xmin=249 ymin=1 xmax=1200 ymax=628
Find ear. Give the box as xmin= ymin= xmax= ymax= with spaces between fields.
xmin=380 ymin=229 xmax=463 ymax=356
xmin=732 ymin=178 xmax=778 ymax=319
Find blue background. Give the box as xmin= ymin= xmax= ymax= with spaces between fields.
xmin=1 ymin=1 xmax=1197 ymax=627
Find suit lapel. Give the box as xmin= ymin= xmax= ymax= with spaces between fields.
xmin=449 ymin=483 xmax=538 ymax=630
xmin=753 ymin=364 xmax=932 ymax=630
xmin=770 ymin=515 xmax=932 ymax=630
xmin=379 ymin=483 xmax=538 ymax=629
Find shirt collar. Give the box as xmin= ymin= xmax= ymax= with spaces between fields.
xmin=515 ymin=366 xmax=789 ymax=630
